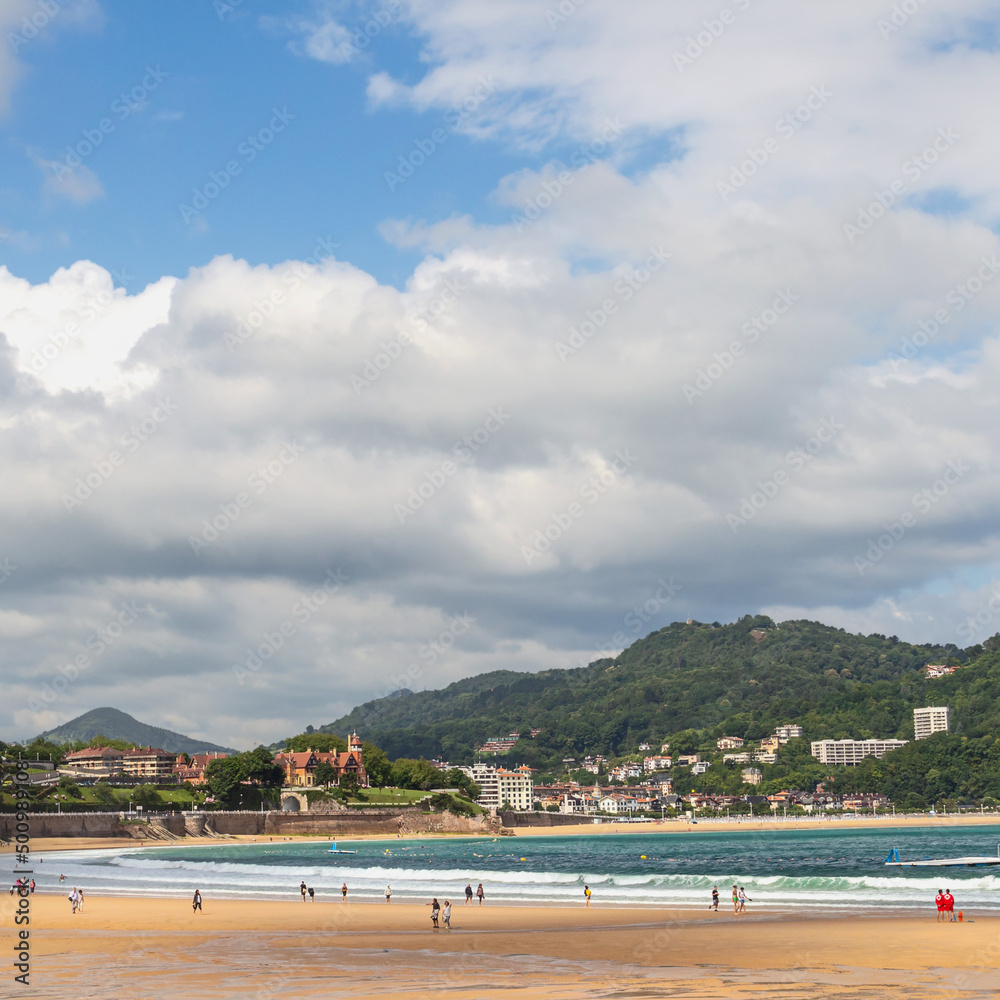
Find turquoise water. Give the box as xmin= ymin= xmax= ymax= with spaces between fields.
xmin=39 ymin=824 xmax=1000 ymax=911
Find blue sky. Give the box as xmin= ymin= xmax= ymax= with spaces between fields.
xmin=2 ymin=1 xmax=1000 ymax=746
xmin=1 ymin=2 xmax=615 ymax=290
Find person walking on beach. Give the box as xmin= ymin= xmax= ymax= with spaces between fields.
xmin=738 ymin=887 xmax=749 ymax=914
xmin=465 ymin=883 xmax=473 ymax=905
xmin=192 ymin=889 xmax=202 ymax=913
xmin=341 ymin=883 xmax=348 ymax=901
xmin=732 ymin=885 xmax=739 ymax=913
xmin=710 ymin=887 xmax=719 ymax=911
xmin=429 ymin=897 xmax=440 ymax=929
xmin=935 ymin=889 xmax=945 ymax=922
xmin=584 ymin=885 xmax=592 ymax=907
xmin=300 ymin=881 xmax=307 ymax=902
xmin=77 ymin=887 xmax=84 ymax=912
xmin=476 ymin=883 xmax=485 ymax=906
xmin=385 ymin=884 xmax=392 ymax=903
xmin=443 ymin=900 xmax=451 ymax=930
xmin=68 ymin=887 xmax=79 ymax=914
xmin=29 ymin=879 xmax=35 ymax=894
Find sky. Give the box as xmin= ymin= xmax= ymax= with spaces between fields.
xmin=1 ymin=0 xmax=1000 ymax=748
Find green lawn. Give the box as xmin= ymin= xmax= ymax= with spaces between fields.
xmin=348 ymin=788 xmax=430 ymax=805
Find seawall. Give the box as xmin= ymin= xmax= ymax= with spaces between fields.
xmin=1 ymin=808 xmax=498 ymax=840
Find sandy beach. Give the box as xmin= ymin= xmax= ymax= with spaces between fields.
xmin=4 ymin=893 xmax=996 ymax=999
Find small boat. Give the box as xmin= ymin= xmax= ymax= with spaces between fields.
xmin=327 ymin=841 xmax=357 ymax=855
xmin=884 ymin=846 xmax=1000 ymax=867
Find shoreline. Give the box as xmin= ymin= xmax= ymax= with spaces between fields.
xmin=5 ymin=895 xmax=996 ymax=999
xmin=4 ymin=812 xmax=1000 ymax=855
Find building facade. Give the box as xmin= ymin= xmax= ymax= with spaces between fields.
xmin=458 ymin=763 xmax=533 ymax=811
xmin=775 ymin=725 xmax=804 ymax=741
xmin=913 ymin=706 xmax=950 ymax=740
xmin=810 ymin=738 xmax=908 ymax=765
xmin=274 ymin=733 xmax=367 ymax=788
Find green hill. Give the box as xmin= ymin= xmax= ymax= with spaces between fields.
xmin=39 ymin=707 xmax=235 ymax=755
xmin=320 ymin=615 xmax=989 ymax=768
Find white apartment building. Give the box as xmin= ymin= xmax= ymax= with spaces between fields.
xmin=913 ymin=706 xmax=950 ymax=740
xmin=775 ymin=725 xmax=804 ymax=741
xmin=810 ymin=739 xmax=908 ymax=765
xmin=457 ymin=763 xmax=533 ymax=811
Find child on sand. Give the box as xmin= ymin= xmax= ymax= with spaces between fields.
xmin=584 ymin=885 xmax=592 ymax=907
xmin=710 ymin=887 xmax=719 ymax=911
xmin=192 ymin=889 xmax=202 ymax=913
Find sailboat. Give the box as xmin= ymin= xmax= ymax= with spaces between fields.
xmin=328 ymin=840 xmax=357 ymax=855
xmin=884 ymin=845 xmax=1000 ymax=867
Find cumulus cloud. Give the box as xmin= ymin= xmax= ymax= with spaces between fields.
xmin=3 ymin=2 xmax=1000 ymax=745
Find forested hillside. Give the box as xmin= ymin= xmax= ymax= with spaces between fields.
xmin=321 ymin=615 xmax=986 ymax=768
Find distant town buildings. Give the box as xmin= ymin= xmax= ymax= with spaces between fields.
xmin=924 ymin=664 xmax=957 ymax=679
xmin=61 ymin=746 xmax=178 ymax=778
xmin=643 ymin=755 xmax=672 ymax=772
xmin=717 ymin=736 xmax=745 ymax=750
xmin=913 ymin=706 xmax=950 ymax=740
xmin=741 ymin=767 xmax=763 ymax=785
xmin=775 ymin=724 xmax=804 ymax=741
xmin=477 ymin=732 xmax=521 ymax=754
xmin=457 ymin=763 xmax=533 ymax=811
xmin=810 ymin=738 xmax=908 ymax=766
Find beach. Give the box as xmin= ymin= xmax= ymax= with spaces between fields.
xmin=6 ymin=894 xmax=998 ymax=999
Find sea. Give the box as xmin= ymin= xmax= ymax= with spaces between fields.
xmin=35 ymin=823 xmax=1000 ymax=912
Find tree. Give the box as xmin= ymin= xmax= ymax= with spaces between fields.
xmin=284 ymin=732 xmax=347 ymax=753
xmin=57 ymin=776 xmax=83 ymax=799
xmin=132 ymin=784 xmax=162 ymax=809
xmin=361 ymin=743 xmax=391 ymax=788
xmin=93 ymin=782 xmax=118 ymax=806
xmin=314 ymin=761 xmax=337 ymax=787
xmin=340 ymin=773 xmax=361 ymax=799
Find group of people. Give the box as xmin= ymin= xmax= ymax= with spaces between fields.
xmin=709 ymin=885 xmax=750 ymax=913
xmin=295 ymin=881 xmax=351 ymax=901
xmin=428 ymin=898 xmax=452 ymax=929
xmin=935 ymin=888 xmax=958 ymax=921
xmin=9 ymin=878 xmax=34 ymax=895
xmin=67 ymin=886 xmax=84 ymax=913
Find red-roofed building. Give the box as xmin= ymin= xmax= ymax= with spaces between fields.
xmin=62 ymin=746 xmax=125 ymax=773
xmin=121 ymin=747 xmax=177 ymax=778
xmin=274 ymin=732 xmax=367 ymax=788
xmin=174 ymin=752 xmax=228 ymax=783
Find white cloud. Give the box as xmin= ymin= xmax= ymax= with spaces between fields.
xmin=4 ymin=3 xmax=1000 ymax=743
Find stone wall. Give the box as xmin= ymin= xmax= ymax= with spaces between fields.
xmin=1 ymin=808 xmax=498 ymax=841
xmin=499 ymin=810 xmax=598 ymax=827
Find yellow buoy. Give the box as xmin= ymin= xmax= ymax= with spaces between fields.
xmin=520 ymin=857 xmax=526 ymax=861
xmin=640 ymin=855 xmax=647 ymax=859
